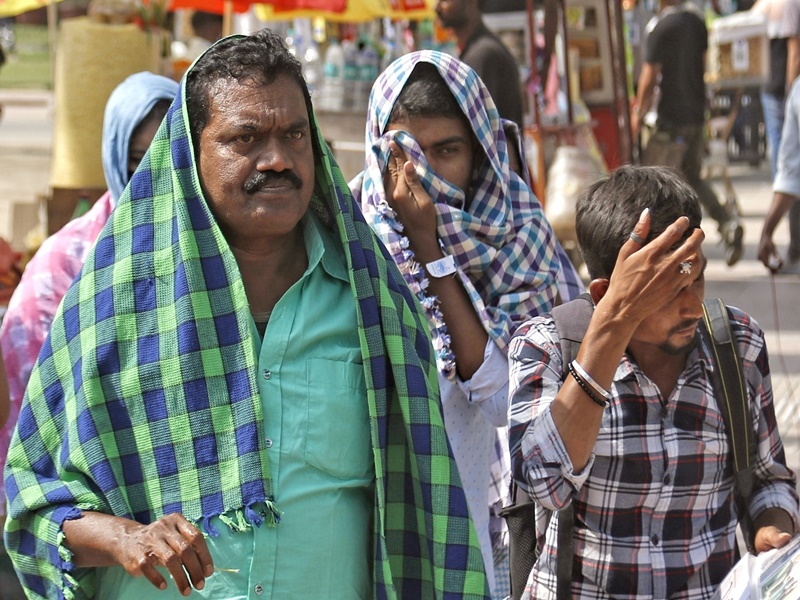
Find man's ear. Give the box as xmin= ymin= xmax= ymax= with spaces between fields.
xmin=588 ymin=278 xmax=610 ymax=305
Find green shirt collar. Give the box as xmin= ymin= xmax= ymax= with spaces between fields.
xmin=302 ymin=213 xmax=348 ymax=284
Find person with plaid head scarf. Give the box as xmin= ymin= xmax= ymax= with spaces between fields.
xmin=4 ymin=30 xmax=489 ymax=600
xmin=350 ymin=51 xmax=563 ymax=599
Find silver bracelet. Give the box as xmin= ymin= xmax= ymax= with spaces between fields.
xmin=570 ymin=360 xmax=612 ymax=405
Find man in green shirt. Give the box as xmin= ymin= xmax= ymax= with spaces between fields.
xmin=4 ymin=29 xmax=489 ymax=600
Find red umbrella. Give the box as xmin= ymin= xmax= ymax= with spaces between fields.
xmin=171 ymin=0 xmax=348 ymax=14
xmin=169 ymin=0 xmax=348 ymax=35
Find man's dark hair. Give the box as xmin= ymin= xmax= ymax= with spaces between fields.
xmin=185 ymin=28 xmax=312 ymax=150
xmin=387 ymin=63 xmax=471 ymax=134
xmin=576 ymin=165 xmax=702 ymax=280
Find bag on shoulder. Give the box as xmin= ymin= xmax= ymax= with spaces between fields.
xmin=499 ymin=294 xmax=593 ymax=600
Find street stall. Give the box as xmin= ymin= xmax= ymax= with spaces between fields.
xmin=1 ymin=0 xmax=169 ymax=234
xmin=706 ymin=9 xmax=769 ymax=168
xmin=700 ymin=9 xmax=770 ymax=229
xmin=47 ymin=13 xmax=163 ymax=233
xmin=481 ymin=0 xmax=629 ymax=265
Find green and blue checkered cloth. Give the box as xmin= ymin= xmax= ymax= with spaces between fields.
xmin=4 ymin=52 xmax=488 ymax=600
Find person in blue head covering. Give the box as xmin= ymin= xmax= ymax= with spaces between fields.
xmin=0 ymin=72 xmax=178 ymax=536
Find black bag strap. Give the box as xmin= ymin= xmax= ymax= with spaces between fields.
xmin=503 ymin=294 xmax=594 ymax=600
xmin=551 ymin=293 xmax=593 ymax=600
xmin=700 ymin=297 xmax=756 ymax=552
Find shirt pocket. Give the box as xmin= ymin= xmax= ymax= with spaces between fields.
xmin=672 ymin=401 xmax=727 ymax=456
xmin=305 ymin=358 xmax=373 ymax=481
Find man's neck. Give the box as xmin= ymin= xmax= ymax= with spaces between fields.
xmin=627 ymin=343 xmax=690 ymax=400
xmin=455 ymin=17 xmax=484 ymax=52
xmin=230 ymin=228 xmax=308 ymax=315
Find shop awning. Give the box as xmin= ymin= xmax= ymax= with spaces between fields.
xmin=0 ymin=0 xmax=60 ymax=18
xmin=170 ymin=0 xmax=434 ymax=22
xmin=169 ymin=0 xmax=434 ymax=32
xmin=254 ymin=0 xmax=434 ymax=22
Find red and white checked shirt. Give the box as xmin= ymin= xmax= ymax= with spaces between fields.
xmin=508 ymin=305 xmax=798 ymax=599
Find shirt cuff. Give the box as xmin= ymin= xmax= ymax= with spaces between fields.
xmin=523 ymin=410 xmax=595 ymax=492
xmin=455 ymin=339 xmax=510 ymax=427
xmin=457 ymin=338 xmax=508 ymax=399
xmin=773 ymin=178 xmax=800 ymax=199
xmin=749 ymin=486 xmax=800 ymax=534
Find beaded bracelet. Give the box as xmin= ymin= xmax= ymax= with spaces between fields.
xmin=567 ymin=361 xmax=610 ymax=408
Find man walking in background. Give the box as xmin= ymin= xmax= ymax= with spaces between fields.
xmin=435 ymin=0 xmax=524 ymax=127
xmin=633 ymin=0 xmax=745 ymax=266
xmin=754 ymin=0 xmax=800 ymax=273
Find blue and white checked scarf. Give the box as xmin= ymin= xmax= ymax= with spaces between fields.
xmin=500 ymin=118 xmax=585 ymax=302
xmin=350 ymin=50 xmax=560 ymax=378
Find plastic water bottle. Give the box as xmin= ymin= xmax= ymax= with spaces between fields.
xmin=342 ymin=40 xmax=359 ymax=112
xmin=320 ymin=40 xmax=345 ymax=112
xmin=355 ymin=43 xmax=379 ymax=112
xmin=303 ymin=41 xmax=323 ymax=98
xmin=285 ymin=28 xmax=298 ymax=59
xmin=380 ymin=19 xmax=402 ymax=72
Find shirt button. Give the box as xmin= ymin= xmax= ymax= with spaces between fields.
xmin=265 ymin=438 xmax=273 ymax=448
xmin=254 ymin=584 xmax=264 ymax=595
xmin=262 ymin=369 xmax=271 ymax=380
xmin=651 ymin=534 xmax=659 ymax=546
xmin=259 ymin=509 xmax=267 ymax=518
xmin=663 ymin=473 xmax=671 ymax=485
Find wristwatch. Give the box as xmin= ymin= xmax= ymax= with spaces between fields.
xmin=425 ymin=255 xmax=457 ymax=278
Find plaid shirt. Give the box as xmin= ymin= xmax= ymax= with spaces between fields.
xmin=508 ymin=306 xmax=798 ymax=599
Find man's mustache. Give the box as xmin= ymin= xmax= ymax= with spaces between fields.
xmin=669 ymin=319 xmax=700 ymax=336
xmin=244 ymin=171 xmax=303 ymax=194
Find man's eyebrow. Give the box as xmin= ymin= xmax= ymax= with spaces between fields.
xmin=431 ymin=135 xmax=470 ymax=147
xmin=288 ymin=118 xmax=311 ymax=129
xmin=226 ymin=116 xmax=310 ymax=130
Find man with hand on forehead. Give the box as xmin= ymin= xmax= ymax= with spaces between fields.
xmin=508 ymin=165 xmax=798 ymax=599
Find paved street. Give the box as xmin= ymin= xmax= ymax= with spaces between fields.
xmin=701 ymin=162 xmax=800 ymax=479
xmin=0 ymin=88 xmax=798 ymax=480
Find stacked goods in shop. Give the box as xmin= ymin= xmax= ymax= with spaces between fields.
xmin=707 ymin=11 xmax=769 ymax=88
